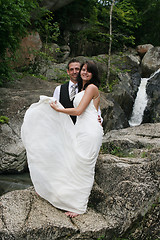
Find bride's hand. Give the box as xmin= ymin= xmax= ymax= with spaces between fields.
xmin=50 ymin=101 xmax=59 ymax=111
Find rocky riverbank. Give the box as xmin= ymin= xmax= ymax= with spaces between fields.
xmin=0 ymin=123 xmax=159 ymax=239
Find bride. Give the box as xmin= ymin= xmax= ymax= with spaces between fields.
xmin=21 ymin=60 xmax=103 ymax=218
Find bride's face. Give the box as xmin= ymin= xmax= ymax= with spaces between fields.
xmin=80 ymin=64 xmax=92 ymax=82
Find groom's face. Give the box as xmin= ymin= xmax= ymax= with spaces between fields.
xmin=67 ymin=62 xmax=80 ymax=83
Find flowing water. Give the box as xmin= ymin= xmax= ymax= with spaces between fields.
xmin=129 ymin=78 xmax=149 ymax=126
xmin=129 ymin=69 xmax=160 ymax=127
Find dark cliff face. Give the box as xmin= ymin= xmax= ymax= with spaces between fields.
xmin=143 ymin=71 xmax=160 ymax=123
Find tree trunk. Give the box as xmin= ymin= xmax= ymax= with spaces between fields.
xmin=106 ymin=0 xmax=116 ymax=85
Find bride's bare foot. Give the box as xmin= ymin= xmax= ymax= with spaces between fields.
xmin=65 ymin=211 xmax=79 ymax=218
xmin=35 ymin=192 xmax=39 ymax=197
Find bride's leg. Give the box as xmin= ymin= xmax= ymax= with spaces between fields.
xmin=65 ymin=211 xmax=79 ymax=218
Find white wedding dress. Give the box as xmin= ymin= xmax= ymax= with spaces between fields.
xmin=21 ymin=91 xmax=103 ymax=214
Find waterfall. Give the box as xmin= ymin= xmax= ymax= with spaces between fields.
xmin=129 ymin=68 xmax=160 ymax=127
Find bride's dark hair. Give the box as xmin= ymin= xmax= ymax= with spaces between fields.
xmin=77 ymin=60 xmax=100 ymax=92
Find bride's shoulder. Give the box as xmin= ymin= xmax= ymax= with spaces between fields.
xmin=86 ymin=84 xmax=99 ymax=93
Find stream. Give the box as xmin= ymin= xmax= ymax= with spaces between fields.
xmin=129 ymin=68 xmax=160 ymax=126
xmin=0 ymin=172 xmax=32 ymax=196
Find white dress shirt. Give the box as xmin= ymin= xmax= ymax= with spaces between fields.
xmin=53 ymin=81 xmax=78 ymax=101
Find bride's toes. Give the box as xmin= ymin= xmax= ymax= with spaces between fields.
xmin=65 ymin=211 xmax=70 ymax=216
xmin=65 ymin=211 xmax=79 ymax=218
xmin=70 ymin=212 xmax=79 ymax=218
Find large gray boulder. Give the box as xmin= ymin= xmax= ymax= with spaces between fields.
xmin=0 ymin=188 xmax=109 ymax=240
xmin=141 ymin=46 xmax=160 ymax=77
xmin=143 ymin=69 xmax=160 ymax=123
xmin=136 ymin=44 xmax=154 ymax=58
xmin=101 ymin=92 xmax=130 ymax=134
xmin=0 ymin=123 xmax=159 ymax=239
xmin=34 ymin=61 xmax=68 ymax=81
xmin=0 ymin=75 xmax=58 ymax=173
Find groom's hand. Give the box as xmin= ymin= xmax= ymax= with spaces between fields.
xmin=98 ymin=115 xmax=102 ymax=125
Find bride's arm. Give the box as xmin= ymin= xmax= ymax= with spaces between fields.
xmin=50 ymin=84 xmax=98 ymax=116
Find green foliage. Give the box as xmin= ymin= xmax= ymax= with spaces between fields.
xmin=54 ymin=0 xmax=141 ymax=52
xmin=112 ymin=0 xmax=140 ymax=47
xmin=131 ymin=0 xmax=160 ymax=46
xmin=107 ymin=77 xmax=119 ymax=92
xmin=101 ymin=142 xmax=155 ymax=159
xmin=33 ymin=10 xmax=60 ymax=68
xmin=74 ymin=2 xmax=110 ymax=47
xmin=30 ymin=74 xmax=47 ymax=81
xmin=0 ymin=0 xmax=38 ymax=57
xmin=97 ymin=235 xmax=105 ymax=240
xmin=1 ymin=0 xmax=159 ymax=85
xmin=0 ymin=0 xmax=39 ymax=85
xmin=55 ymin=0 xmax=159 ymax=52
xmin=110 ymin=146 xmax=123 ymax=156
xmin=54 ymin=69 xmax=69 ymax=83
xmin=54 ymin=0 xmax=110 ymax=50
xmin=0 ymin=116 xmax=9 ymax=124
xmin=0 ymin=57 xmax=12 ymax=87
xmin=141 ymin=151 xmax=148 ymax=158
xmin=34 ymin=11 xmax=60 ymax=44
xmin=0 ymin=0 xmax=60 ymax=86
xmin=101 ymin=143 xmax=125 ymax=157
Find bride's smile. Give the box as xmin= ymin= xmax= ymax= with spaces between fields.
xmin=80 ymin=64 xmax=92 ymax=83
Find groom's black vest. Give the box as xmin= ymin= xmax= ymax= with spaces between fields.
xmin=60 ymin=82 xmax=77 ymax=124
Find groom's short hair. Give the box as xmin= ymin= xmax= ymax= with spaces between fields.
xmin=67 ymin=58 xmax=80 ymax=70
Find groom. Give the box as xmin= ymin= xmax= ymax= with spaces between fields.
xmin=53 ymin=58 xmax=102 ymax=124
xmin=53 ymin=58 xmax=81 ymax=124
